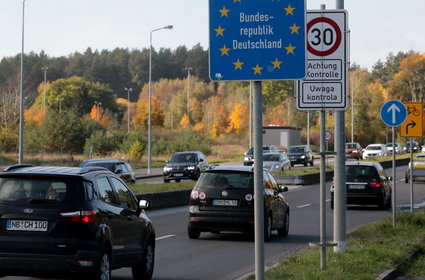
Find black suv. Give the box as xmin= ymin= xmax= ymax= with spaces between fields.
xmin=243 ymin=145 xmax=278 ymax=166
xmin=163 ymin=151 xmax=208 ymax=183
xmin=0 ymin=165 xmax=155 ymax=280
xmin=80 ymin=158 xmax=136 ymax=183
xmin=287 ymin=145 xmax=314 ymax=167
xmin=330 ymin=161 xmax=392 ymax=209
xmin=187 ymin=166 xmax=289 ymax=241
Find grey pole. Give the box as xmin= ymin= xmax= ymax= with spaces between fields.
xmin=392 ymin=129 xmax=396 ymax=228
xmin=410 ymin=138 xmax=414 ymax=212
xmin=307 ymin=111 xmax=310 ymax=147
xmin=19 ymin=0 xmax=26 ymax=164
xmin=253 ymin=81 xmax=264 ymax=280
xmin=333 ymin=0 xmax=347 ymax=253
xmin=249 ymin=82 xmax=253 ymax=149
xmin=320 ymin=111 xmax=327 ymax=269
xmin=42 ymin=66 xmax=48 ymax=118
xmin=351 ymin=78 xmax=354 ymax=143
xmin=125 ymin=87 xmax=132 ymax=133
xmin=148 ymin=25 xmax=173 ymax=175
xmin=186 ymin=67 xmax=192 ymax=119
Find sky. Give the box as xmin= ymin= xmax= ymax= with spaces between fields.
xmin=1 ymin=0 xmax=424 ymax=71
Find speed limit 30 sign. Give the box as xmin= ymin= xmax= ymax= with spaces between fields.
xmin=296 ymin=10 xmax=349 ymax=111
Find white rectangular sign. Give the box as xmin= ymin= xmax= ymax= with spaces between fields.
xmin=296 ymin=10 xmax=349 ymax=111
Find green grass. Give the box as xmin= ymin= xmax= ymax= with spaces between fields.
xmin=247 ymin=210 xmax=425 ymax=280
xmin=128 ymin=181 xmax=196 ymax=194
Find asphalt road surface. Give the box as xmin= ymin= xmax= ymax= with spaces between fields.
xmin=5 ymin=165 xmax=423 ymax=280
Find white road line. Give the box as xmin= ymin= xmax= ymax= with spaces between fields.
xmin=296 ymin=204 xmax=311 ymax=208
xmin=156 ymin=234 xmax=176 ymax=241
xmin=326 ymin=199 xmax=330 ymax=202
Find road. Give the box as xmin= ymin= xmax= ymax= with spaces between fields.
xmin=6 ymin=165 xmax=421 ymax=280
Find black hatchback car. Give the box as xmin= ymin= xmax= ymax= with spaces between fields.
xmin=287 ymin=145 xmax=314 ymax=167
xmin=187 ymin=166 xmax=289 ymax=241
xmin=330 ymin=161 xmax=392 ymax=209
xmin=80 ymin=158 xmax=136 ymax=184
xmin=163 ymin=151 xmax=208 ymax=183
xmin=0 ymin=165 xmax=155 ymax=280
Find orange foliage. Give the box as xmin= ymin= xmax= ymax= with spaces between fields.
xmin=89 ymin=105 xmax=110 ymax=127
xmin=226 ymin=102 xmax=248 ymax=134
xmin=180 ymin=114 xmax=190 ymax=128
xmin=24 ymin=107 xmax=45 ymax=127
xmin=210 ymin=96 xmax=228 ymax=137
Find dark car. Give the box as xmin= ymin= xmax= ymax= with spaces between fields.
xmin=330 ymin=161 xmax=392 ymax=210
xmin=243 ymin=145 xmax=278 ymax=166
xmin=345 ymin=142 xmax=363 ymax=160
xmin=163 ymin=151 xmax=208 ymax=183
xmin=187 ymin=165 xmax=289 ymax=241
xmin=404 ymin=141 xmax=420 ymax=153
xmin=287 ymin=145 xmax=314 ymax=167
xmin=80 ymin=158 xmax=136 ymax=183
xmin=0 ymin=165 xmax=155 ymax=280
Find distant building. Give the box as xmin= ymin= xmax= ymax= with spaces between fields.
xmin=263 ymin=126 xmax=301 ymax=150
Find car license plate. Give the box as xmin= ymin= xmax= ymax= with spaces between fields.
xmin=212 ymin=199 xmax=238 ymax=206
xmin=348 ymin=184 xmax=365 ymax=190
xmin=6 ymin=220 xmax=48 ymax=232
xmin=173 ymin=173 xmax=183 ymax=177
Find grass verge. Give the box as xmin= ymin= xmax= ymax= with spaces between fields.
xmin=247 ymin=210 xmax=425 ymax=280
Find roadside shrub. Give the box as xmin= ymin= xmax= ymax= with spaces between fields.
xmin=128 ymin=140 xmax=144 ymax=161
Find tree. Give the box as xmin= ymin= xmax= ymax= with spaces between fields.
xmin=226 ymin=102 xmax=248 ymax=135
xmin=132 ymin=95 xmax=165 ymax=128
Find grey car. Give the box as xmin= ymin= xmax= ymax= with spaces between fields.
xmin=262 ymin=152 xmax=291 ymax=172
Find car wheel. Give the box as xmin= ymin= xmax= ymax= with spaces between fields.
xmin=330 ymin=197 xmax=334 ymax=210
xmin=88 ymin=248 xmax=111 ymax=280
xmin=278 ymin=211 xmax=289 ymax=237
xmin=164 ymin=178 xmax=170 ymax=183
xmin=290 ymin=164 xmax=294 ymax=167
xmin=188 ymin=227 xmax=201 ymax=239
xmin=304 ymin=161 xmax=308 ymax=167
xmin=264 ymin=214 xmax=272 ymax=242
xmin=378 ymin=194 xmax=386 ymax=210
xmin=405 ymin=176 xmax=409 ymax=183
xmin=310 ymin=159 xmax=314 ymax=166
xmin=175 ymin=179 xmax=181 ymax=183
xmin=132 ymin=241 xmax=155 ymax=280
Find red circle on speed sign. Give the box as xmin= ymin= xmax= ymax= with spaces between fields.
xmin=307 ymin=17 xmax=342 ymax=57
xmin=325 ymin=130 xmax=333 ymax=142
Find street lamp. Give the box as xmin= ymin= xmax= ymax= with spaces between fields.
xmin=19 ymin=0 xmax=26 ymax=164
xmin=125 ymin=87 xmax=133 ymax=133
xmin=148 ymin=25 xmax=173 ymax=175
xmin=185 ymin=67 xmax=192 ymax=119
xmin=41 ymin=66 xmax=48 ymax=118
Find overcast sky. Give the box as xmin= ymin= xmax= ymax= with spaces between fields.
xmin=1 ymin=0 xmax=424 ymax=70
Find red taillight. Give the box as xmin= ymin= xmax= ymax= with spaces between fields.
xmin=369 ymin=180 xmax=382 ymax=188
xmin=190 ymin=190 xmax=206 ymax=200
xmin=60 ymin=210 xmax=97 ymax=224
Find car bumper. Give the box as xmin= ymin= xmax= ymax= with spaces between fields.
xmin=164 ymin=170 xmax=199 ymax=180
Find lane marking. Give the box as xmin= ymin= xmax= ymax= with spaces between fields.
xmin=156 ymin=234 xmax=176 ymax=241
xmin=296 ymin=204 xmax=311 ymax=208
xmin=326 ymin=199 xmax=330 ymax=202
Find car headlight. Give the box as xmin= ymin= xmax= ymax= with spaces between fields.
xmin=301 ymin=155 xmax=305 ymax=159
xmin=164 ymin=166 xmax=172 ymax=172
xmin=187 ymin=166 xmax=196 ymax=170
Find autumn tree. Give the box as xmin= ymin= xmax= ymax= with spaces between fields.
xmin=226 ymin=102 xmax=248 ymax=135
xmin=132 ymin=95 xmax=165 ymax=128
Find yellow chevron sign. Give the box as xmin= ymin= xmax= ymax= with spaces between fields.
xmin=400 ymin=103 xmax=423 ymax=137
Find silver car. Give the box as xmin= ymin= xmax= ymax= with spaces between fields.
xmin=263 ymin=152 xmax=291 ymax=172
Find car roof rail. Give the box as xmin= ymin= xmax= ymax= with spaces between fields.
xmin=206 ymin=164 xmax=220 ymax=170
xmin=3 ymin=164 xmax=34 ymax=172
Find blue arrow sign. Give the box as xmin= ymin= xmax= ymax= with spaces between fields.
xmin=380 ymin=100 xmax=407 ymax=127
xmin=209 ymin=0 xmax=306 ymax=81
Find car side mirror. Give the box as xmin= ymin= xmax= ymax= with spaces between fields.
xmin=199 ymin=158 xmax=204 ymax=162
xmin=115 ymin=169 xmax=122 ymax=174
xmin=387 ymin=176 xmax=393 ymax=181
xmin=278 ymin=185 xmax=288 ymax=193
xmin=139 ymin=199 xmax=151 ymax=210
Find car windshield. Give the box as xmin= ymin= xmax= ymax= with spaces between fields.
xmin=171 ymin=153 xmax=197 ymax=163
xmin=366 ymin=146 xmax=382 ymax=150
xmin=195 ymin=172 xmax=253 ymax=189
xmin=346 ymin=166 xmax=379 ymax=182
xmin=0 ymin=178 xmax=77 ymax=203
xmin=288 ymin=147 xmax=305 ymax=153
xmin=263 ymin=154 xmax=280 ymax=161
xmin=346 ymin=144 xmax=357 ymax=149
xmin=85 ymin=162 xmax=115 ymax=172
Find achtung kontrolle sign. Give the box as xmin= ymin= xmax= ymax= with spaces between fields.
xmin=209 ymin=0 xmax=306 ymax=81
xmin=296 ymin=10 xmax=349 ymax=111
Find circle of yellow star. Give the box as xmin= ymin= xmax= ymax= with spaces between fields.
xmin=271 ymin=58 xmax=283 ymax=69
xmin=219 ymin=45 xmax=230 ymax=56
xmin=233 ymin=59 xmax=244 ymax=70
xmin=289 ymin=23 xmax=301 ymax=34
xmin=219 ymin=6 xmax=230 ymax=17
xmin=252 ymin=64 xmax=263 ymax=75
xmin=215 ymin=25 xmax=225 ymax=36
xmin=284 ymin=4 xmax=295 ymax=15
xmin=234 ymin=0 xmax=241 ymax=2
xmin=285 ymin=43 xmax=296 ymax=54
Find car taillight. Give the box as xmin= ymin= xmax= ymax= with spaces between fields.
xmin=60 ymin=210 xmax=97 ymax=224
xmin=190 ymin=190 xmax=206 ymax=200
xmin=369 ymin=180 xmax=382 ymax=188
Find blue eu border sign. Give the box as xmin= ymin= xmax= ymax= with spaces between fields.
xmin=209 ymin=0 xmax=306 ymax=81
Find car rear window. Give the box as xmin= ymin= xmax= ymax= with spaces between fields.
xmin=346 ymin=166 xmax=379 ymax=182
xmin=0 ymin=177 xmax=79 ymax=203
xmin=195 ymin=171 xmax=253 ymax=190
xmin=288 ymin=147 xmax=305 ymax=153
xmin=84 ymin=162 xmax=115 ymax=172
xmin=263 ymin=154 xmax=280 ymax=161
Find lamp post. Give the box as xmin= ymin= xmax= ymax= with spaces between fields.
xmin=185 ymin=67 xmax=192 ymax=119
xmin=148 ymin=25 xmax=173 ymax=175
xmin=125 ymin=87 xmax=133 ymax=133
xmin=19 ymin=0 xmax=26 ymax=164
xmin=41 ymin=66 xmax=48 ymax=118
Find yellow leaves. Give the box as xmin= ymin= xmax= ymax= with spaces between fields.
xmin=132 ymin=95 xmax=165 ymax=128
xmin=24 ymin=107 xmax=44 ymax=127
xmin=180 ymin=114 xmax=190 ymax=128
xmin=226 ymin=102 xmax=248 ymax=134
xmin=89 ymin=105 xmax=110 ymax=127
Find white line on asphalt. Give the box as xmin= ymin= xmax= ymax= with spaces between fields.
xmin=326 ymin=199 xmax=330 ymax=202
xmin=296 ymin=204 xmax=311 ymax=208
xmin=156 ymin=234 xmax=176 ymax=241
